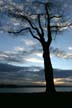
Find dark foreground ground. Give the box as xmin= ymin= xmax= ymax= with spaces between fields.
xmin=0 ymin=91 xmax=72 ymax=96
xmin=20 ymin=91 xmax=72 ymax=96
xmin=23 ymin=91 xmax=72 ymax=95
xmin=0 ymin=92 xmax=72 ymax=104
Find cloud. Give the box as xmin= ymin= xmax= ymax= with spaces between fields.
xmin=0 ymin=63 xmax=72 ymax=86
xmin=14 ymin=47 xmax=24 ymax=52
xmin=4 ymin=56 xmax=21 ymax=63
xmin=26 ymin=58 xmax=43 ymax=63
xmin=0 ymin=43 xmax=72 ymax=67
xmin=36 ymin=52 xmax=42 ymax=57
xmin=0 ymin=43 xmax=43 ymax=65
xmin=21 ymin=38 xmax=38 ymax=47
xmin=0 ymin=51 xmax=26 ymax=64
xmin=0 ymin=53 xmax=8 ymax=58
xmin=0 ymin=0 xmax=4 ymax=5
xmin=50 ymin=47 xmax=65 ymax=57
xmin=50 ymin=47 xmax=72 ymax=59
xmin=23 ymin=40 xmax=36 ymax=46
xmin=0 ymin=46 xmax=72 ymax=67
xmin=0 ymin=63 xmax=44 ymax=85
xmin=68 ymin=47 xmax=72 ymax=51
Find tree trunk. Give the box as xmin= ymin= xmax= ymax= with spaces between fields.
xmin=43 ymin=45 xmax=56 ymax=93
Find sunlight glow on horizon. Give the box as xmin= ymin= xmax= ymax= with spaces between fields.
xmin=32 ymin=78 xmax=72 ymax=86
xmin=0 ymin=78 xmax=71 ymax=86
xmin=26 ymin=58 xmax=43 ymax=64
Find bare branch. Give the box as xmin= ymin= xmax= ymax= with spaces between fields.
xmin=45 ymin=4 xmax=52 ymax=46
xmin=8 ymin=27 xmax=41 ymax=42
xmin=8 ymin=28 xmax=27 ymax=34
xmin=28 ymin=28 xmax=41 ymax=42
xmin=38 ymin=14 xmax=44 ymax=36
xmin=51 ymin=22 xmax=72 ymax=29
xmin=8 ymin=12 xmax=41 ymax=36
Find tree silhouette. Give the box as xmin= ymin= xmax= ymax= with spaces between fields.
xmin=0 ymin=0 xmax=72 ymax=93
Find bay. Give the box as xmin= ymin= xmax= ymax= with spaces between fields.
xmin=0 ymin=86 xmax=72 ymax=93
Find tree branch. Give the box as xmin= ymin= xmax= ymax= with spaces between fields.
xmin=28 ymin=28 xmax=41 ymax=42
xmin=38 ymin=14 xmax=44 ymax=36
xmin=8 ymin=27 xmax=41 ymax=42
xmin=51 ymin=22 xmax=72 ymax=30
xmin=45 ymin=4 xmax=52 ymax=46
xmin=8 ymin=28 xmax=27 ymax=34
xmin=8 ymin=12 xmax=41 ymax=36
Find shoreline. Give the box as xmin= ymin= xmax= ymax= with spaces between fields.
xmin=0 ymin=84 xmax=72 ymax=88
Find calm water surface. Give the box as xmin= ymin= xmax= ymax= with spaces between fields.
xmin=0 ymin=86 xmax=72 ymax=93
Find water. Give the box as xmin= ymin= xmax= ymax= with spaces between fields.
xmin=0 ymin=86 xmax=72 ymax=93
xmin=0 ymin=87 xmax=45 ymax=93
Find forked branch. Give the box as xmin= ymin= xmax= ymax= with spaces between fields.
xmin=8 ymin=12 xmax=41 ymax=36
xmin=8 ymin=27 xmax=41 ymax=42
xmin=45 ymin=4 xmax=52 ymax=46
xmin=38 ymin=14 xmax=44 ymax=36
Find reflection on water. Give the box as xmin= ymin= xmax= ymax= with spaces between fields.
xmin=0 ymin=87 xmax=45 ymax=93
xmin=0 ymin=86 xmax=72 ymax=93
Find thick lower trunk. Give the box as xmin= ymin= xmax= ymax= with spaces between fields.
xmin=43 ymin=49 xmax=56 ymax=93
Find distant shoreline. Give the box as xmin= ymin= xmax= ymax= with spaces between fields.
xmin=0 ymin=84 xmax=72 ymax=88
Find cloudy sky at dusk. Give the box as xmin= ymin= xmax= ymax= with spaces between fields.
xmin=0 ymin=29 xmax=72 ymax=70
xmin=0 ymin=0 xmax=72 ymax=86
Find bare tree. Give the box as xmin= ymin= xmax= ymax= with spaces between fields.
xmin=0 ymin=0 xmax=72 ymax=93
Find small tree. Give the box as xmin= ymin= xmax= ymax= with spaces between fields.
xmin=0 ymin=0 xmax=72 ymax=93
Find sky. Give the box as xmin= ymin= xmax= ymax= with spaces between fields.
xmin=0 ymin=0 xmax=72 ymax=70
xmin=0 ymin=27 xmax=72 ymax=70
xmin=0 ymin=0 xmax=72 ymax=86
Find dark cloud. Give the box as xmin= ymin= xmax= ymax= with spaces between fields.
xmin=50 ymin=47 xmax=72 ymax=59
xmin=0 ymin=50 xmax=27 ymax=64
xmin=0 ymin=37 xmax=43 ymax=64
xmin=0 ymin=63 xmax=72 ymax=85
xmin=0 ymin=63 xmax=43 ymax=85
xmin=4 ymin=56 xmax=21 ymax=63
xmin=0 ymin=45 xmax=72 ymax=66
